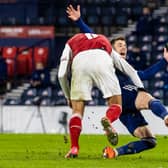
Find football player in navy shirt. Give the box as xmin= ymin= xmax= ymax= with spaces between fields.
xmin=66 ymin=4 xmax=168 ymax=158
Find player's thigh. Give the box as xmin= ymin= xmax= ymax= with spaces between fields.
xmin=119 ymin=111 xmax=148 ymax=135
xmin=122 ymin=85 xmax=137 ymax=111
xmin=92 ymin=58 xmax=121 ymax=99
xmin=71 ymin=56 xmax=93 ymax=101
xmin=70 ymin=72 xmax=92 ymax=100
xmin=135 ymin=91 xmax=154 ymax=109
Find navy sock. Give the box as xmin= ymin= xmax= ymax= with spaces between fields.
xmin=116 ymin=138 xmax=156 ymax=156
xmin=149 ymin=99 xmax=168 ymax=120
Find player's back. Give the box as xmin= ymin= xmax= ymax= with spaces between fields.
xmin=67 ymin=33 xmax=112 ymax=58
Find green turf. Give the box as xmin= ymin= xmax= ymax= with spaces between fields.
xmin=0 ymin=134 xmax=167 ymax=168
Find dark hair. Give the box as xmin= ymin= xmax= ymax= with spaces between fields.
xmin=110 ymin=36 xmax=126 ymax=46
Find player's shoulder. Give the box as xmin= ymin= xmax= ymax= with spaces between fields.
xmin=67 ymin=33 xmax=84 ymax=43
xmin=70 ymin=33 xmax=85 ymax=39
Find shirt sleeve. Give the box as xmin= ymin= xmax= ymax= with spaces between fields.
xmin=138 ymin=58 xmax=167 ymax=80
xmin=111 ymin=49 xmax=144 ymax=88
xmin=58 ymin=44 xmax=72 ymax=99
xmin=75 ymin=17 xmax=94 ymax=33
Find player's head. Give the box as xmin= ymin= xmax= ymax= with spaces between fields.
xmin=110 ymin=36 xmax=127 ymax=59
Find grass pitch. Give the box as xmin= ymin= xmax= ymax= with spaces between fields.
xmin=0 ymin=134 xmax=167 ymax=168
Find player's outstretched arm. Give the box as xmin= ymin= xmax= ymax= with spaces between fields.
xmin=138 ymin=47 xmax=168 ymax=80
xmin=66 ymin=4 xmax=93 ymax=33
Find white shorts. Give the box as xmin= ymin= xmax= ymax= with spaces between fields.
xmin=70 ymin=49 xmax=121 ymax=100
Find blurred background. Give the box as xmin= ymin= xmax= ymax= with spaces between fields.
xmin=0 ymin=0 xmax=168 ymax=134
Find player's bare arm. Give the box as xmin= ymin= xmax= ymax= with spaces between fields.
xmin=66 ymin=4 xmax=80 ymax=21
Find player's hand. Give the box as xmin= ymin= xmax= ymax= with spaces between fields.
xmin=163 ymin=47 xmax=168 ymax=62
xmin=66 ymin=4 xmax=81 ymax=21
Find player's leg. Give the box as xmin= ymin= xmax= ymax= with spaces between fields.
xmin=148 ymin=99 xmax=168 ymax=126
xmin=91 ymin=50 xmax=122 ymax=145
xmin=103 ymin=112 xmax=157 ymax=158
xmin=65 ymin=100 xmax=84 ymax=158
xmin=65 ymin=54 xmax=93 ymax=158
xmin=115 ymin=126 xmax=156 ymax=156
xmin=90 ymin=50 xmax=122 ymax=121
xmin=103 ymin=127 xmax=157 ymax=158
xmin=106 ymin=95 xmax=122 ymax=123
xmin=135 ymin=91 xmax=168 ymax=126
xmin=101 ymin=95 xmax=122 ymax=145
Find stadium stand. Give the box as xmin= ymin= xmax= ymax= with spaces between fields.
xmin=0 ymin=0 xmax=168 ymax=106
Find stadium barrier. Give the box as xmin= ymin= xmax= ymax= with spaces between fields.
xmin=1 ymin=106 xmax=168 ymax=135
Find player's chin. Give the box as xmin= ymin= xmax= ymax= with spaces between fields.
xmin=120 ymin=54 xmax=126 ymax=59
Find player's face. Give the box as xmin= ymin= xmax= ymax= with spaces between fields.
xmin=113 ymin=40 xmax=127 ymax=59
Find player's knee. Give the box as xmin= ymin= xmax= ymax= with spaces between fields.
xmin=136 ymin=92 xmax=154 ymax=109
xmin=142 ymin=137 xmax=157 ymax=149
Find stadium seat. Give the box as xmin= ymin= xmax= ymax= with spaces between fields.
xmin=5 ymin=58 xmax=15 ymax=77
xmin=25 ymin=88 xmax=37 ymax=97
xmin=56 ymin=8 xmax=69 ymax=27
xmin=3 ymin=47 xmax=17 ymax=59
xmin=115 ymin=14 xmax=128 ymax=27
xmin=156 ymin=43 xmax=165 ymax=52
xmin=41 ymin=87 xmax=52 ymax=97
xmin=100 ymin=15 xmax=114 ymax=26
xmin=140 ymin=44 xmax=152 ymax=52
xmin=154 ymin=25 xmax=168 ymax=35
xmin=101 ymin=7 xmax=116 ymax=16
xmin=34 ymin=47 xmax=49 ymax=67
xmin=156 ymin=35 xmax=167 ymax=43
xmin=24 ymin=99 xmax=33 ymax=105
xmin=87 ymin=16 xmax=99 ymax=26
xmin=152 ymin=89 xmax=164 ymax=99
xmin=18 ymin=47 xmax=33 ymax=75
xmin=4 ymin=98 xmax=20 ymax=105
xmin=157 ymin=15 xmax=168 ymax=25
xmin=40 ymin=97 xmax=53 ymax=106
xmin=154 ymin=80 xmax=164 ymax=89
xmin=139 ymin=35 xmax=152 ymax=43
xmin=126 ymin=34 xmax=138 ymax=45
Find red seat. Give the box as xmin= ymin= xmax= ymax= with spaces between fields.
xmin=34 ymin=47 xmax=49 ymax=66
xmin=3 ymin=47 xmax=17 ymax=59
xmin=5 ymin=58 xmax=15 ymax=77
xmin=17 ymin=47 xmax=33 ymax=75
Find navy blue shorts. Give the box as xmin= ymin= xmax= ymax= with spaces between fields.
xmin=121 ymin=85 xmax=138 ymax=112
xmin=119 ymin=110 xmax=148 ymax=135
